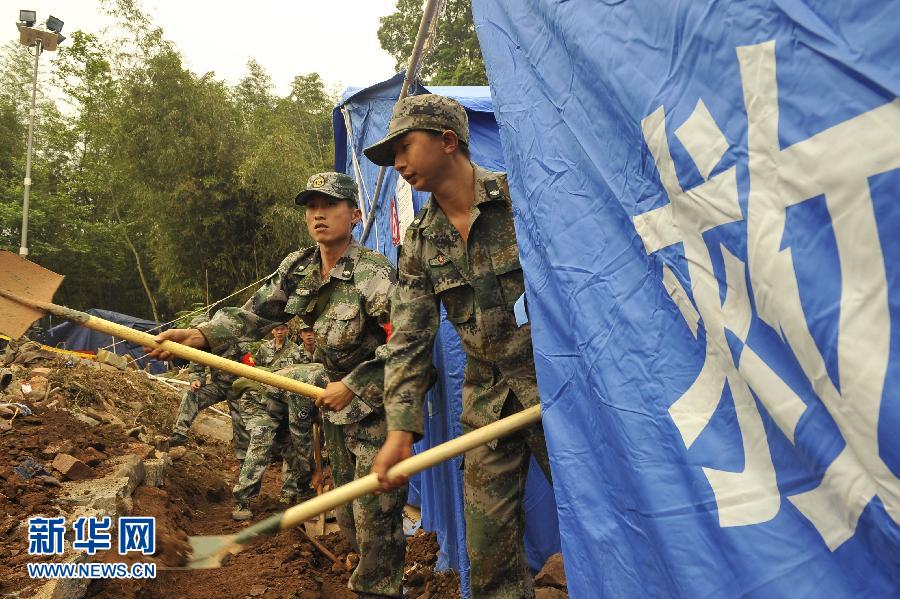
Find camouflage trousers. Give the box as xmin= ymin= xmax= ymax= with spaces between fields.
xmin=232 ymin=367 xmax=320 ymax=506
xmin=172 ymin=378 xmax=249 ymax=461
xmin=464 ymin=392 xmax=553 ymax=599
xmin=283 ymin=364 xmax=406 ymax=597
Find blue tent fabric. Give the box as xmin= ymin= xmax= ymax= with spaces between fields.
xmin=43 ymin=309 xmax=168 ymax=374
xmin=334 ymin=77 xmax=561 ymax=595
xmin=472 ymin=1 xmax=900 ymax=597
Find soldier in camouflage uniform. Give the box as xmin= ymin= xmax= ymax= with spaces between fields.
xmin=149 ymin=172 xmax=406 ymax=599
xmin=169 ymin=315 xmax=249 ymax=463
xmin=230 ymin=323 xmax=317 ymax=518
xmin=366 ymin=95 xmax=554 ymax=599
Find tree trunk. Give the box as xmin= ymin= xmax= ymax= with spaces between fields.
xmin=114 ymin=206 xmax=160 ymax=325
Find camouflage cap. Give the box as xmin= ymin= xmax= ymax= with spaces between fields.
xmin=363 ymin=94 xmax=469 ymax=166
xmin=294 ymin=172 xmax=359 ymax=206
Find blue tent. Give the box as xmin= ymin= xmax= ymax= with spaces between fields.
xmin=472 ymin=1 xmax=900 ymax=597
xmin=43 ymin=309 xmax=169 ymax=374
xmin=333 ymin=74 xmax=561 ymax=596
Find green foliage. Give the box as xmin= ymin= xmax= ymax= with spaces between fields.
xmin=378 ymin=0 xmax=487 ymax=86
xmin=0 ymin=0 xmax=338 ymax=322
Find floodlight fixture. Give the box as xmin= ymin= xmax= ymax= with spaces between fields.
xmin=56 ymin=33 xmax=65 ymax=44
xmin=18 ymin=9 xmax=36 ymax=26
xmin=46 ymin=14 xmax=63 ymax=33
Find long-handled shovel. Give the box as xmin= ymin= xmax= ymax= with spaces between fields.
xmin=0 ymin=250 xmax=324 ymax=401
xmin=310 ymin=418 xmax=327 ymax=535
xmin=0 ymin=250 xmax=544 ymax=568
xmin=184 ymin=403 xmax=541 ymax=569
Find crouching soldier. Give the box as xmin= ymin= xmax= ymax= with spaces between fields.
xmin=169 ymin=314 xmax=249 ymax=463
xmin=230 ymin=323 xmax=317 ymax=518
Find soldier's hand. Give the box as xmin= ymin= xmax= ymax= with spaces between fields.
xmin=190 ymin=380 xmax=202 ymax=391
xmin=372 ymin=431 xmax=414 ymax=492
xmin=316 ymin=381 xmax=354 ymax=412
xmin=145 ymin=328 xmax=208 ymax=361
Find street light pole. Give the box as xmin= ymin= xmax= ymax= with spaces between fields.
xmin=19 ymin=37 xmax=41 ymax=257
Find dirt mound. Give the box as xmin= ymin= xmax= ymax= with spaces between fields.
xmin=403 ymin=530 xmax=461 ymax=599
xmin=0 ymin=347 xmax=472 ymax=599
xmin=0 ymin=403 xmax=145 ymax=597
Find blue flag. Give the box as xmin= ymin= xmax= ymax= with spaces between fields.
xmin=472 ymin=0 xmax=900 ymax=596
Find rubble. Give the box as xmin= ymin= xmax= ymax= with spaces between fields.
xmin=534 ymin=552 xmax=567 ymax=589
xmin=51 ymin=454 xmax=95 ymax=481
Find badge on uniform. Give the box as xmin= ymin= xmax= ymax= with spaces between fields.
xmin=311 ymin=175 xmax=325 ymax=188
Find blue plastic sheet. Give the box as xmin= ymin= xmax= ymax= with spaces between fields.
xmin=334 ymin=76 xmax=561 ymax=596
xmin=43 ymin=309 xmax=168 ymax=373
xmin=473 ymin=0 xmax=900 ymax=597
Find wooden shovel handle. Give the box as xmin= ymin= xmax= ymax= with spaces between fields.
xmin=235 ymin=404 xmax=543 ymax=544
xmin=0 ymin=288 xmax=323 ymax=400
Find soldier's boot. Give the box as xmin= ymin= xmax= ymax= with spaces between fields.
xmin=231 ymin=503 xmax=253 ymax=521
xmin=168 ymin=433 xmax=188 ymax=447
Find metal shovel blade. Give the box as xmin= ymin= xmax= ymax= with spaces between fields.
xmin=182 ymin=534 xmax=240 ymax=569
xmin=0 ymin=250 xmax=64 ymax=338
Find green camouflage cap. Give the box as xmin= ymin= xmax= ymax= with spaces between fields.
xmin=363 ymin=94 xmax=469 ymax=166
xmin=294 ymin=171 xmax=359 ymax=206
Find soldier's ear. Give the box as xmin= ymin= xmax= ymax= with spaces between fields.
xmin=441 ymin=129 xmax=459 ymax=155
xmin=350 ymin=206 xmax=362 ymax=225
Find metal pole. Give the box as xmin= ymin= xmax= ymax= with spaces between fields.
xmin=20 ymin=39 xmax=41 ymax=258
xmin=359 ymin=0 xmax=442 ymax=244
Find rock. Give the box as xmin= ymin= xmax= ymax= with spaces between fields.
xmin=0 ymin=421 xmax=11 ymax=432
xmin=25 ymin=375 xmax=49 ymax=398
xmin=83 ymin=407 xmax=126 ymax=427
xmin=126 ymin=426 xmax=144 ymax=438
xmin=35 ymin=475 xmax=62 ymax=488
xmin=330 ymin=561 xmax=345 ymax=574
xmin=31 ymin=553 xmax=90 ymax=599
xmin=405 ymin=566 xmax=426 ymax=586
xmin=59 ymin=456 xmax=145 ymax=516
xmin=534 ymin=552 xmax=567 ymax=589
xmin=78 ymin=446 xmax=107 ymax=466
xmin=29 ymin=367 xmax=52 ymax=377
xmin=248 ymin=585 xmax=268 ymax=597
xmin=70 ymin=411 xmax=100 ymax=427
xmin=43 ymin=440 xmax=76 ymax=458
xmin=52 ymin=454 xmax=94 ymax=481
xmin=168 ymin=446 xmax=187 ymax=461
xmin=143 ymin=458 xmax=168 ymax=487
xmin=535 ymin=588 xmax=568 ymax=599
xmin=345 ymin=553 xmax=359 ymax=571
xmin=0 ymin=405 xmax=14 ymax=418
xmin=127 ymin=442 xmax=155 ymax=460
xmin=113 ymin=454 xmax=146 ymax=497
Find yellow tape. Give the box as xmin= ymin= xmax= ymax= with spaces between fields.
xmin=0 ymin=333 xmax=96 ymax=360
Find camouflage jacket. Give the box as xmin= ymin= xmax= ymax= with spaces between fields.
xmin=384 ymin=165 xmax=539 ymax=438
xmin=253 ymin=338 xmax=310 ymax=370
xmin=187 ymin=342 xmax=245 ymax=386
xmin=197 ymin=240 xmax=396 ymax=425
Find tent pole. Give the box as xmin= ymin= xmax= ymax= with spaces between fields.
xmin=359 ymin=0 xmax=443 ymax=244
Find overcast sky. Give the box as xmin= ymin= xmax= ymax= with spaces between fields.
xmin=1 ymin=0 xmax=400 ymax=95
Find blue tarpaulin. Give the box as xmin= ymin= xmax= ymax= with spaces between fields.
xmin=43 ymin=309 xmax=168 ymax=374
xmin=334 ymin=75 xmax=561 ymax=596
xmin=472 ymin=0 xmax=900 ymax=597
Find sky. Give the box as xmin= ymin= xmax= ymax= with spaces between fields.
xmin=0 ymin=0 xmax=401 ymax=96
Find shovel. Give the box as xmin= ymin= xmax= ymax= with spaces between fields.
xmin=184 ymin=403 xmax=541 ymax=569
xmin=0 ymin=251 xmax=544 ymax=568
xmin=310 ymin=418 xmax=327 ymax=535
xmin=0 ymin=250 xmax=324 ymax=401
